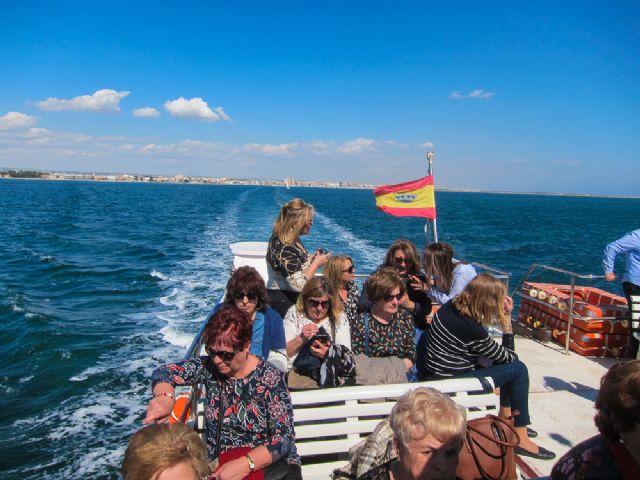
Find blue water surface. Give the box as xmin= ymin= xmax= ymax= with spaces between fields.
xmin=0 ymin=179 xmax=638 ymax=479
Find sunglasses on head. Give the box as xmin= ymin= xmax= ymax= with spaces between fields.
xmin=384 ymin=293 xmax=403 ymax=302
xmin=306 ymin=298 xmax=330 ymax=309
xmin=342 ymin=265 xmax=355 ymax=273
xmin=205 ymin=346 xmax=239 ymax=362
xmin=232 ymin=291 xmax=258 ymax=301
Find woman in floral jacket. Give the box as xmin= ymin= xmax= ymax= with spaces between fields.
xmin=144 ymin=305 xmax=299 ymax=479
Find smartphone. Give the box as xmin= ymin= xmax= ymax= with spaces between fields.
xmin=311 ymin=332 xmax=331 ymax=343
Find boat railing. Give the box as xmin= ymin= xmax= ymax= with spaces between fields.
xmin=510 ymin=263 xmax=622 ymax=354
xmin=178 ymin=289 xmax=227 ymax=425
xmin=469 ymin=261 xmax=511 ymax=291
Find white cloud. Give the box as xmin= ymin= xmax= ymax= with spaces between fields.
xmin=449 ymin=89 xmax=495 ymax=100
xmin=338 ymin=138 xmax=376 ymax=154
xmin=0 ymin=111 xmax=37 ymax=129
xmin=244 ymin=143 xmax=298 ymax=155
xmin=163 ymin=97 xmax=231 ymax=122
xmin=133 ymin=107 xmax=160 ymax=118
xmin=36 ymin=89 xmax=130 ymax=112
xmin=420 ymin=142 xmax=434 ymax=149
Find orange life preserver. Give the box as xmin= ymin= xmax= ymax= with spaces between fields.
xmin=169 ymin=392 xmax=192 ymax=424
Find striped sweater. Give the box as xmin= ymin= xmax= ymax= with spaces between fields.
xmin=419 ymin=301 xmax=517 ymax=378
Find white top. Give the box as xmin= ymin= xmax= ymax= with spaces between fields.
xmin=283 ymin=306 xmax=352 ymax=369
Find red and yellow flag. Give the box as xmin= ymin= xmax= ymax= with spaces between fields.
xmin=374 ymin=175 xmax=436 ymax=218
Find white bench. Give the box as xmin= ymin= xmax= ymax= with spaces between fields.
xmin=291 ymin=377 xmax=499 ymax=480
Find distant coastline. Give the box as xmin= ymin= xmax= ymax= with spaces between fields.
xmin=1 ymin=169 xmax=639 ymax=200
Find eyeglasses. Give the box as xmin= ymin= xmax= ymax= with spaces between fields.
xmin=384 ymin=293 xmax=403 ymax=302
xmin=232 ymin=291 xmax=258 ymax=302
xmin=393 ymin=257 xmax=407 ymax=265
xmin=342 ymin=265 xmax=355 ymax=273
xmin=205 ymin=347 xmax=239 ymax=362
xmin=306 ymin=298 xmax=330 ymax=309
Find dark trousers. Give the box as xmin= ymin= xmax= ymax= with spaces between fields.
xmin=460 ymin=360 xmax=531 ymax=427
xmin=623 ymin=281 xmax=640 ymax=356
xmin=267 ymin=289 xmax=299 ymax=318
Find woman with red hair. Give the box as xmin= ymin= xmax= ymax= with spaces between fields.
xmin=144 ymin=305 xmax=299 ymax=479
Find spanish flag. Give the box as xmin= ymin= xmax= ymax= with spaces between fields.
xmin=374 ymin=175 xmax=436 ymax=219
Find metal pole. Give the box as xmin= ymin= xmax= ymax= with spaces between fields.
xmin=565 ymin=275 xmax=577 ymax=355
xmin=426 ymin=152 xmax=438 ymax=244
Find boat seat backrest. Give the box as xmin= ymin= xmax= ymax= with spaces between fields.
xmin=291 ymin=377 xmax=498 ymax=480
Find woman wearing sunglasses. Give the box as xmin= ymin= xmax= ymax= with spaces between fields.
xmin=351 ymin=268 xmax=416 ymax=376
xmin=323 ymin=255 xmax=360 ymax=325
xmin=220 ymin=266 xmax=287 ymax=373
xmin=144 ymin=305 xmax=300 ymax=478
xmin=283 ymin=277 xmax=354 ymax=387
xmin=359 ymin=240 xmax=432 ymax=330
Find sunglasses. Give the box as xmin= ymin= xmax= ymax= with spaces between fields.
xmin=232 ymin=291 xmax=258 ymax=301
xmin=342 ymin=265 xmax=355 ymax=273
xmin=393 ymin=257 xmax=408 ymax=265
xmin=205 ymin=347 xmax=239 ymax=362
xmin=306 ymin=298 xmax=330 ymax=309
xmin=384 ymin=293 xmax=403 ymax=302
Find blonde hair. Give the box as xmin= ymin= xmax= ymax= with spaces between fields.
xmin=452 ymin=273 xmax=508 ymax=326
xmin=296 ymin=276 xmax=344 ymax=325
xmin=324 ymin=255 xmax=353 ymax=293
xmin=390 ymin=387 xmax=466 ymax=448
xmin=121 ymin=423 xmax=210 ymax=480
xmin=272 ymin=198 xmax=315 ymax=245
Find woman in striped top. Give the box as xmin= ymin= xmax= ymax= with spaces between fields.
xmin=418 ymin=273 xmax=556 ymax=461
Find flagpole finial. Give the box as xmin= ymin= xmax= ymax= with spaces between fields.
xmin=426 ymin=151 xmax=434 ymax=163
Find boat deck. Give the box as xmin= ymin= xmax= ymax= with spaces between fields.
xmin=515 ymin=335 xmax=622 ymax=476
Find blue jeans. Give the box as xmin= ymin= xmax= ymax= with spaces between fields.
xmin=460 ymin=360 xmax=531 ymax=427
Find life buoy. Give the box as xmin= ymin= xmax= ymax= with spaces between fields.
xmin=169 ymin=392 xmax=192 ymax=424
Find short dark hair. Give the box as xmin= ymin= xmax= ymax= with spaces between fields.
xmin=594 ymin=360 xmax=640 ymax=441
xmin=366 ymin=267 xmax=405 ymax=303
xmin=203 ymin=305 xmax=253 ymax=351
xmin=225 ymin=266 xmax=270 ymax=311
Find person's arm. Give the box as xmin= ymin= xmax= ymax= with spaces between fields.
xmin=448 ymin=264 xmax=477 ymax=299
xmin=144 ymin=358 xmax=204 ymax=424
xmin=213 ymin=445 xmax=272 ymax=480
xmin=283 ymin=309 xmax=318 ymax=357
xmin=603 ymin=231 xmax=639 ymax=279
xmin=398 ymin=311 xmax=416 ymax=366
xmin=263 ymin=369 xmax=297 ymax=462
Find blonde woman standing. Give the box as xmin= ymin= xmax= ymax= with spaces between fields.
xmin=324 ymin=255 xmax=360 ymax=325
xmin=266 ymin=198 xmax=331 ymax=317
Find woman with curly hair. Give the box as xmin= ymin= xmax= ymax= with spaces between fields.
xmin=221 ymin=266 xmax=287 ymax=372
xmin=552 ymin=360 xmax=640 ymax=479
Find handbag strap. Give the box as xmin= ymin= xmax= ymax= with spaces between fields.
xmin=363 ymin=313 xmax=370 ymax=356
xmin=215 ymin=379 xmax=225 ymax=458
xmin=467 ymin=415 xmax=520 ymax=447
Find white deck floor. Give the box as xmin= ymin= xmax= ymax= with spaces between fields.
xmin=516 ymin=336 xmax=623 ymax=476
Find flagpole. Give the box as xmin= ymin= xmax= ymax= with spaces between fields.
xmin=425 ymin=152 xmax=438 ymax=244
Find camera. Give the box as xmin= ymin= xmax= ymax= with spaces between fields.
xmin=318 ymin=248 xmax=329 ymax=255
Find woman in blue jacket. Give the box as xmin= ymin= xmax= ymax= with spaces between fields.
xmin=218 ymin=266 xmax=288 ymax=372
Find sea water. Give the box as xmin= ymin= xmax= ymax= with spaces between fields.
xmin=0 ymin=179 xmax=639 ymax=479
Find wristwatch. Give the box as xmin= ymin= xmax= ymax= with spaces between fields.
xmin=245 ymin=454 xmax=256 ymax=472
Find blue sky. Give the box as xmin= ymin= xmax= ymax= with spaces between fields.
xmin=0 ymin=1 xmax=638 ymax=195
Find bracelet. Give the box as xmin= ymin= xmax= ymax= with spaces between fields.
xmin=154 ymin=392 xmax=175 ymax=399
xmin=245 ymin=453 xmax=256 ymax=472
